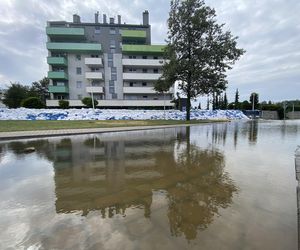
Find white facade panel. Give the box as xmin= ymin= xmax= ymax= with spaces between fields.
xmin=85 ymin=72 xmax=103 ymax=79
xmin=85 ymin=58 xmax=103 ymax=66
xmin=122 ymin=59 xmax=167 ymax=67
xmin=123 ymin=73 xmax=162 ymax=81
xmin=86 ymin=86 xmax=104 ymax=93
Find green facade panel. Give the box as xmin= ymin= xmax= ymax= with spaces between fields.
xmin=48 ymin=85 xmax=69 ymax=93
xmin=47 ymin=42 xmax=102 ymax=52
xmin=47 ymin=57 xmax=67 ymax=66
xmin=48 ymin=71 xmax=68 ymax=80
xmin=122 ymin=44 xmax=166 ymax=55
xmin=46 ymin=27 xmax=85 ymax=36
xmin=121 ymin=30 xmax=146 ymax=39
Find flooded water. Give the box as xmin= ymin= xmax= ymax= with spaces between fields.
xmin=0 ymin=120 xmax=299 ymax=249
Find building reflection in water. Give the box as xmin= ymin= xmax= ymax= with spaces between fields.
xmin=6 ymin=127 xmax=237 ymax=241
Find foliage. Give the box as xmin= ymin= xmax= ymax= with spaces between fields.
xmin=59 ymin=100 xmax=69 ymax=109
xmin=28 ymin=77 xmax=49 ymax=104
xmin=234 ymin=89 xmax=239 ymax=109
xmin=3 ymin=83 xmax=29 ymax=108
xmin=81 ymin=97 xmax=98 ymax=108
xmin=156 ymin=0 xmax=245 ymax=120
xmin=21 ymin=97 xmax=44 ymax=109
xmin=249 ymin=92 xmax=259 ymax=109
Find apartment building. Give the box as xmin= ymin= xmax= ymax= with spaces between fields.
xmin=46 ymin=11 xmax=174 ymax=108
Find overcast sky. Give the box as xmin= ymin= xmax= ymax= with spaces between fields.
xmin=0 ymin=0 xmax=299 ymax=102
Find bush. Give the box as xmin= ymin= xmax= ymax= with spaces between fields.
xmin=59 ymin=100 xmax=69 ymax=109
xmin=81 ymin=97 xmax=98 ymax=108
xmin=21 ymin=97 xmax=44 ymax=109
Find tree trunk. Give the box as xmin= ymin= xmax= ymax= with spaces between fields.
xmin=186 ymin=94 xmax=191 ymax=121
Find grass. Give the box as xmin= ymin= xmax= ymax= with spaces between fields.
xmin=0 ymin=120 xmax=226 ymax=133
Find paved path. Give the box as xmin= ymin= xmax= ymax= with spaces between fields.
xmin=0 ymin=123 xmax=202 ymax=141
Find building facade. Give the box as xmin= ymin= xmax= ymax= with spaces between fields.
xmin=46 ymin=11 xmax=173 ymax=108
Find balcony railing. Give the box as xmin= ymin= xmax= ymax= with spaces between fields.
xmin=48 ymin=71 xmax=68 ymax=80
xmin=47 ymin=57 xmax=67 ymax=66
xmin=86 ymin=86 xmax=104 ymax=93
xmin=123 ymin=73 xmax=162 ymax=81
xmin=47 ymin=42 xmax=102 ymax=52
xmin=122 ymin=44 xmax=166 ymax=55
xmin=85 ymin=58 xmax=103 ymax=66
xmin=122 ymin=59 xmax=167 ymax=67
xmin=48 ymin=85 xmax=69 ymax=93
xmin=85 ymin=72 xmax=103 ymax=80
xmin=46 ymin=27 xmax=85 ymax=37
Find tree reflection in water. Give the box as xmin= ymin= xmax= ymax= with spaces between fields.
xmin=5 ymin=127 xmax=237 ymax=241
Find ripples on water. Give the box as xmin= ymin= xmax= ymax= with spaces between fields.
xmin=0 ymin=120 xmax=299 ymax=249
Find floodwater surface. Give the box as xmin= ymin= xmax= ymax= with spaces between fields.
xmin=0 ymin=120 xmax=299 ymax=249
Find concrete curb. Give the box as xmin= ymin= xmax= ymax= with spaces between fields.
xmin=0 ymin=123 xmax=208 ymax=141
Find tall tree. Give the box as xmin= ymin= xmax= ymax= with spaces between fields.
xmin=156 ymin=0 xmax=245 ymax=120
xmin=28 ymin=77 xmax=49 ymax=104
xmin=3 ymin=83 xmax=29 ymax=108
xmin=234 ymin=88 xmax=239 ymax=109
xmin=223 ymin=92 xmax=228 ymax=109
xmin=250 ymin=92 xmax=259 ymax=110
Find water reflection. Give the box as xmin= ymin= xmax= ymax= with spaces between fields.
xmin=4 ymin=127 xmax=237 ymax=241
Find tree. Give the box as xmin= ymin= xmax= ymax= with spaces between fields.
xmin=249 ymin=92 xmax=259 ymax=110
xmin=81 ymin=97 xmax=98 ymax=108
xmin=28 ymin=77 xmax=49 ymax=104
xmin=156 ymin=0 xmax=245 ymax=120
xmin=234 ymin=89 xmax=239 ymax=109
xmin=223 ymin=92 xmax=228 ymax=109
xmin=3 ymin=83 xmax=29 ymax=108
xmin=21 ymin=97 xmax=44 ymax=109
xmin=206 ymin=97 xmax=210 ymax=110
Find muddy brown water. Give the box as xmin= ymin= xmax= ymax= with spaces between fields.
xmin=0 ymin=120 xmax=299 ymax=249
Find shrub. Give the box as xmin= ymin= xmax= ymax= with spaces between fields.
xmin=21 ymin=97 xmax=44 ymax=109
xmin=81 ymin=97 xmax=98 ymax=108
xmin=59 ymin=100 xmax=69 ymax=109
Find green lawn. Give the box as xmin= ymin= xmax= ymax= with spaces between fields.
xmin=0 ymin=120 xmax=224 ymax=133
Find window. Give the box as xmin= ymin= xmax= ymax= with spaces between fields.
xmin=112 ymin=93 xmax=118 ymax=99
xmin=111 ymin=67 xmax=117 ymax=73
xmin=109 ymin=86 xmax=115 ymax=94
xmin=109 ymin=28 xmax=116 ymax=34
xmin=142 ymin=82 xmax=147 ymax=86
xmin=108 ymin=61 xmax=113 ymax=67
xmin=109 ymin=80 xmax=114 ymax=87
xmin=108 ymin=53 xmax=113 ymax=60
xmin=142 ymin=56 xmax=147 ymax=59
xmin=111 ymin=74 xmax=117 ymax=81
xmin=91 ymin=54 xmax=99 ymax=58
xmin=153 ymin=69 xmax=159 ymax=73
xmin=76 ymin=55 xmax=81 ymax=61
xmin=56 ymin=82 xmax=64 ymax=86
xmin=129 ymin=82 xmax=133 ymax=87
xmin=142 ymin=69 xmax=148 ymax=73
xmin=95 ymin=27 xmax=100 ymax=34
xmin=57 ymin=95 xmax=65 ymax=100
xmin=76 ymin=67 xmax=82 ymax=75
xmin=78 ymin=94 xmax=82 ymax=100
xmin=154 ymin=56 xmax=158 ymax=59
xmin=129 ymin=55 xmax=137 ymax=59
xmin=143 ymin=96 xmax=148 ymax=99
xmin=110 ymin=40 xmax=116 ymax=48
xmin=76 ymin=81 xmax=82 ymax=88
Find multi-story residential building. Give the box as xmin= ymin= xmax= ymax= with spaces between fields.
xmin=46 ymin=11 xmax=174 ymax=108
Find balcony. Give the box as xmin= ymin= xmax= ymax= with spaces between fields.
xmin=85 ymin=58 xmax=103 ymax=66
xmin=47 ymin=42 xmax=101 ymax=53
xmin=46 ymin=27 xmax=85 ymax=38
xmin=48 ymin=85 xmax=69 ymax=93
xmin=122 ymin=44 xmax=166 ymax=55
xmin=85 ymin=72 xmax=103 ymax=80
xmin=123 ymin=73 xmax=162 ymax=81
xmin=123 ymin=87 xmax=157 ymax=94
xmin=122 ymin=59 xmax=167 ymax=67
xmin=47 ymin=57 xmax=67 ymax=66
xmin=48 ymin=71 xmax=68 ymax=80
xmin=86 ymin=86 xmax=104 ymax=93
xmin=121 ymin=30 xmax=146 ymax=41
